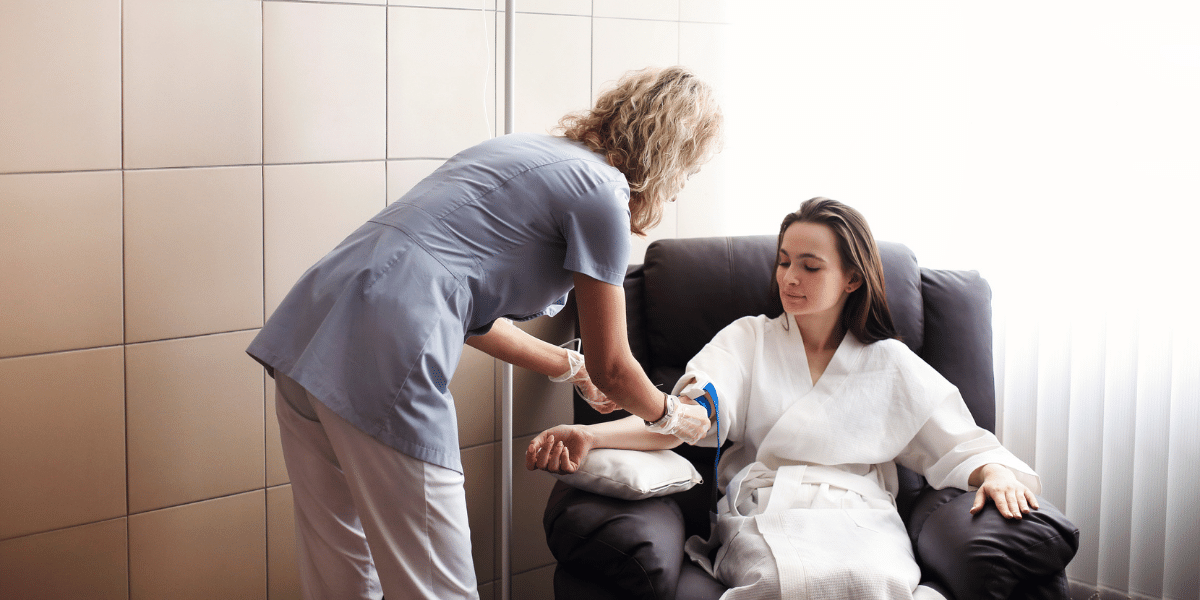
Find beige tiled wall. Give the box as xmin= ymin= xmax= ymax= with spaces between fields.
xmin=0 ymin=1 xmax=728 ymax=598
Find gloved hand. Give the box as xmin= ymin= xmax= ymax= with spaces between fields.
xmin=549 ymin=349 xmax=619 ymax=414
xmin=646 ymin=395 xmax=711 ymax=445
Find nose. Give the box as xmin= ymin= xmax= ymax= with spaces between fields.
xmin=782 ymin=265 xmax=800 ymax=287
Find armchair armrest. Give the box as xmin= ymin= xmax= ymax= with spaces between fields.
xmin=909 ymin=488 xmax=1080 ymax=600
xmin=543 ymin=481 xmax=689 ymax=600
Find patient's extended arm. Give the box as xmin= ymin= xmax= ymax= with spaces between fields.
xmin=525 ymin=416 xmax=683 ymax=475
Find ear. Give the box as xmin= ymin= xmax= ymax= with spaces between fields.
xmin=845 ymin=272 xmax=863 ymax=294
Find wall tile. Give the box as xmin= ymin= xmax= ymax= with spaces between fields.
xmin=676 ymin=157 xmax=729 ymax=240
xmin=386 ymin=159 xmax=444 ymax=204
xmin=389 ymin=7 xmax=496 ymax=157
xmin=0 ymin=518 xmax=128 ymax=600
xmin=0 ymin=172 xmax=123 ymax=358
xmin=264 ymin=2 xmax=386 ymax=164
xmin=680 ymin=0 xmax=731 ymax=24
xmin=454 ymin=345 xmax=497 ymax=448
xmin=592 ymin=18 xmax=680 ymax=97
xmin=594 ymin=0 xmax=678 ymax=21
xmin=0 ymin=1 xmax=120 ymax=173
xmin=263 ymin=161 xmax=386 ymax=317
xmin=129 ymin=491 xmax=267 ymax=600
xmin=462 ymin=443 xmax=496 ymax=584
xmin=124 ymin=166 xmax=263 ymax=343
xmin=0 ymin=348 xmax=125 ymax=540
xmin=679 ymin=22 xmax=730 ymax=101
xmin=126 ymin=331 xmax=265 ymax=513
xmin=512 ymin=564 xmax=556 ymax=600
xmin=123 ymin=0 xmax=263 ymax=169
xmin=267 ymin=485 xmax=300 ymax=600
xmin=478 ymin=581 xmax=495 ymax=600
xmin=494 ymin=13 xmax=591 ymax=136
xmin=266 ymin=371 xmax=289 ymax=487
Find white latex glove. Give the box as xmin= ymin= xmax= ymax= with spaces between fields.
xmin=549 ymin=349 xmax=618 ymax=414
xmin=645 ymin=395 xmax=711 ymax=445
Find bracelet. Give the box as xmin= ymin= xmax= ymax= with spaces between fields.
xmin=645 ymin=392 xmax=677 ymax=428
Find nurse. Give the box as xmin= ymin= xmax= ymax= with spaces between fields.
xmin=248 ymin=66 xmax=722 ymax=600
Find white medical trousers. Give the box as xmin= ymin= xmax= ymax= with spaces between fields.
xmin=274 ymin=374 xmax=479 ymax=600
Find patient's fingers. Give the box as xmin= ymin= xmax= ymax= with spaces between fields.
xmin=560 ymin=445 xmax=577 ymax=473
xmin=546 ymin=441 xmax=561 ymax=472
xmin=969 ymin=487 xmax=986 ymax=515
xmin=529 ymin=434 xmax=555 ymax=471
xmin=525 ymin=435 xmax=544 ymax=470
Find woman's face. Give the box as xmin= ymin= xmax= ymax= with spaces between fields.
xmin=776 ymin=221 xmax=861 ymax=321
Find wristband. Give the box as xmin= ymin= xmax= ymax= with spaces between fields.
xmin=645 ymin=393 xmax=678 ymax=428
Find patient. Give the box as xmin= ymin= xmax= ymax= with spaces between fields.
xmin=526 ymin=197 xmax=1041 ymax=600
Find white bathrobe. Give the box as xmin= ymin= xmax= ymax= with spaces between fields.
xmin=674 ymin=314 xmax=1040 ymax=600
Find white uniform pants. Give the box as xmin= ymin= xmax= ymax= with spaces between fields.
xmin=274 ymin=374 xmax=479 ymax=600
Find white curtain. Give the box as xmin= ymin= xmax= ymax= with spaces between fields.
xmin=725 ymin=2 xmax=1200 ymax=599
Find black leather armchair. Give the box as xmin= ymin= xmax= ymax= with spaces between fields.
xmin=543 ymin=235 xmax=1080 ymax=600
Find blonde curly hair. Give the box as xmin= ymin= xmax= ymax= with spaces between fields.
xmin=557 ymin=66 xmax=723 ymax=236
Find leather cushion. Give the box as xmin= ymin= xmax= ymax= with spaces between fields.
xmin=878 ymin=241 xmax=924 ymax=353
xmin=543 ymin=481 xmax=688 ymax=600
xmin=918 ymin=268 xmax=996 ymax=432
xmin=642 ymin=236 xmax=782 ymax=373
xmin=913 ymin=489 xmax=1080 ymax=600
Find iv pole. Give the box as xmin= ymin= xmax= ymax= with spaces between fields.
xmin=500 ymin=4 xmax=515 ymax=600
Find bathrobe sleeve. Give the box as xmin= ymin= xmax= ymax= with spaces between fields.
xmin=891 ymin=348 xmax=1041 ymax=494
xmin=670 ymin=316 xmax=763 ymax=448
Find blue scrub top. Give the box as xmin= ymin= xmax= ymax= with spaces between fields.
xmin=247 ymin=133 xmax=632 ymax=472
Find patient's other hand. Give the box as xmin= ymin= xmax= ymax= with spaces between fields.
xmin=526 ymin=425 xmax=596 ymax=475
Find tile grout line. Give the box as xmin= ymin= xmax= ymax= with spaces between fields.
xmin=0 ymin=158 xmax=459 ymax=179
xmin=0 ymin=327 xmax=267 ymax=362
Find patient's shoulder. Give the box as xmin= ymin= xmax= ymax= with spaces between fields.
xmin=704 ymin=314 xmax=773 ymax=350
xmin=723 ymin=313 xmax=778 ymax=335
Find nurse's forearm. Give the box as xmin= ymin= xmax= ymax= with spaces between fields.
xmin=573 ymin=272 xmax=671 ymax=423
xmin=464 ymin=318 xmax=570 ymax=378
xmin=588 ymin=358 xmax=670 ymax=421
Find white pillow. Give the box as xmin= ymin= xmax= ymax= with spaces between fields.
xmin=553 ymin=448 xmax=702 ymax=501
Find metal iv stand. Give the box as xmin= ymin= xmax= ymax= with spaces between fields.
xmin=500 ymin=4 xmax=516 ymax=600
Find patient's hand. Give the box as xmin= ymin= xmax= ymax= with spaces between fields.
xmin=526 ymin=425 xmax=596 ymax=475
xmin=970 ymin=463 xmax=1040 ymax=519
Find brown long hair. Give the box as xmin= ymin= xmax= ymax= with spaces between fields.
xmin=771 ymin=197 xmax=897 ymax=343
xmin=558 ymin=66 xmax=723 ymax=236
